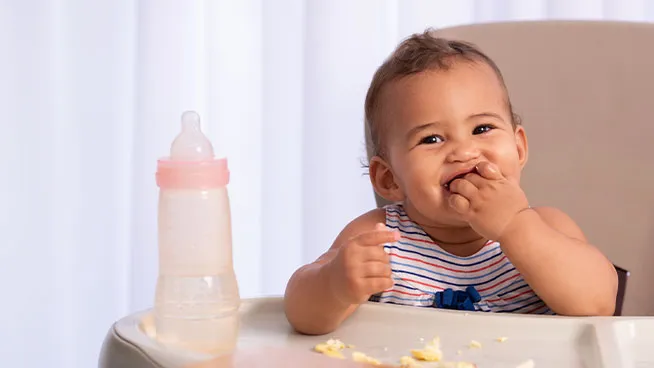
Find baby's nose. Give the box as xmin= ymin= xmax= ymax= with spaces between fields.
xmin=446 ymin=141 xmax=480 ymax=163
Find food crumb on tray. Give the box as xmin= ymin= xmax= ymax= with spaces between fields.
xmin=313 ymin=335 xmax=532 ymax=368
xmin=352 ymin=351 xmax=382 ymax=366
xmin=411 ymin=337 xmax=443 ymax=362
xmin=468 ymin=340 xmax=482 ymax=349
xmin=313 ymin=338 xmax=347 ymax=359
xmin=400 ymin=355 xmax=422 ymax=367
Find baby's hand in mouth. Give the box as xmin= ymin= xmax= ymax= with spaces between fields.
xmin=443 ymin=166 xmax=479 ymax=191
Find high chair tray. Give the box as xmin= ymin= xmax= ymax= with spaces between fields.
xmin=99 ymin=296 xmax=654 ymax=368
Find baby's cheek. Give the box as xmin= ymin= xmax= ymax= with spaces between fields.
xmin=413 ymin=173 xmax=440 ymax=193
xmin=501 ymin=166 xmax=523 ymax=184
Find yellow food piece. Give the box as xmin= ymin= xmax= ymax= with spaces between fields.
xmin=411 ymin=349 xmax=443 ymax=362
xmin=399 ymin=355 xmax=422 ymax=367
xmin=327 ymin=338 xmax=346 ymax=349
xmin=314 ymin=343 xmax=331 ymax=353
xmin=496 ymin=336 xmax=508 ymax=343
xmin=314 ymin=338 xmax=347 ymax=359
xmin=314 ymin=338 xmax=345 ymax=351
xmin=352 ymin=351 xmax=382 ymax=366
xmin=410 ymin=337 xmax=443 ymax=362
xmin=322 ymin=349 xmax=345 ymax=359
xmin=468 ymin=340 xmax=482 ymax=349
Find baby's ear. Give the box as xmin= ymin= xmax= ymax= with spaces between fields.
xmin=514 ymin=125 xmax=529 ymax=168
xmin=369 ymin=156 xmax=404 ymax=202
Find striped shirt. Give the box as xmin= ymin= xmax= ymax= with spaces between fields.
xmin=369 ymin=203 xmax=553 ymax=314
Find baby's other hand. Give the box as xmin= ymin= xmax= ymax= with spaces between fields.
xmin=326 ymin=223 xmax=399 ymax=305
xmin=448 ymin=161 xmax=530 ymax=240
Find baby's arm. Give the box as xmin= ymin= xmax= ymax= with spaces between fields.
xmin=284 ymin=209 xmax=394 ymax=335
xmin=498 ymin=206 xmax=618 ymax=316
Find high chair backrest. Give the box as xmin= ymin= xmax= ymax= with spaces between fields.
xmin=365 ymin=20 xmax=654 ymax=316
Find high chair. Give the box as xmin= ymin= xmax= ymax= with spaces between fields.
xmin=367 ymin=20 xmax=654 ymax=317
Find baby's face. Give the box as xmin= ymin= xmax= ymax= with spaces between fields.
xmin=377 ymin=61 xmax=527 ymax=226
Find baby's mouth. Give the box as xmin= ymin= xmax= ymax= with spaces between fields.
xmin=444 ymin=174 xmax=465 ymax=191
xmin=443 ymin=168 xmax=477 ymax=191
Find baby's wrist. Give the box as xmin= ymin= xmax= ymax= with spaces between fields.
xmin=497 ymin=207 xmax=537 ymax=244
xmin=319 ymin=259 xmax=350 ymax=307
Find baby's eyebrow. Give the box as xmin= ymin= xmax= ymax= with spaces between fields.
xmin=467 ymin=112 xmax=504 ymax=121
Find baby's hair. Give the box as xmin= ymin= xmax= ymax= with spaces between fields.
xmin=364 ymin=28 xmax=521 ymax=161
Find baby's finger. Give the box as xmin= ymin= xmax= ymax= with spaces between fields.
xmin=463 ymin=171 xmax=486 ymax=188
xmin=353 ymin=243 xmax=391 ymax=264
xmin=363 ymin=244 xmax=392 ymax=263
xmin=365 ymin=277 xmax=394 ymax=295
xmin=362 ymin=261 xmax=393 ymax=278
xmin=449 ymin=177 xmax=479 ymax=199
xmin=448 ymin=193 xmax=471 ymax=214
xmin=354 ymin=227 xmax=400 ymax=246
xmin=475 ymin=161 xmax=503 ymax=180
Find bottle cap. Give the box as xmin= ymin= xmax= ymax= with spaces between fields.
xmin=156 ymin=111 xmax=229 ymax=189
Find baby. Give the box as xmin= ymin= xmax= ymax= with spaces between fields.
xmin=284 ymin=29 xmax=618 ymax=335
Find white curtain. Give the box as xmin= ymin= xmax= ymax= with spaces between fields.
xmin=2 ymin=0 xmax=653 ymax=366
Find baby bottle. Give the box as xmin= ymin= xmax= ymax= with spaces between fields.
xmin=153 ymin=111 xmax=240 ymax=354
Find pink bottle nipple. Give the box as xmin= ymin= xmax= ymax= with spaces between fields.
xmin=169 ymin=111 xmax=214 ymax=161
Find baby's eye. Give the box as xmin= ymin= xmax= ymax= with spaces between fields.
xmin=419 ymin=135 xmax=444 ymax=145
xmin=473 ymin=124 xmax=495 ymax=135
